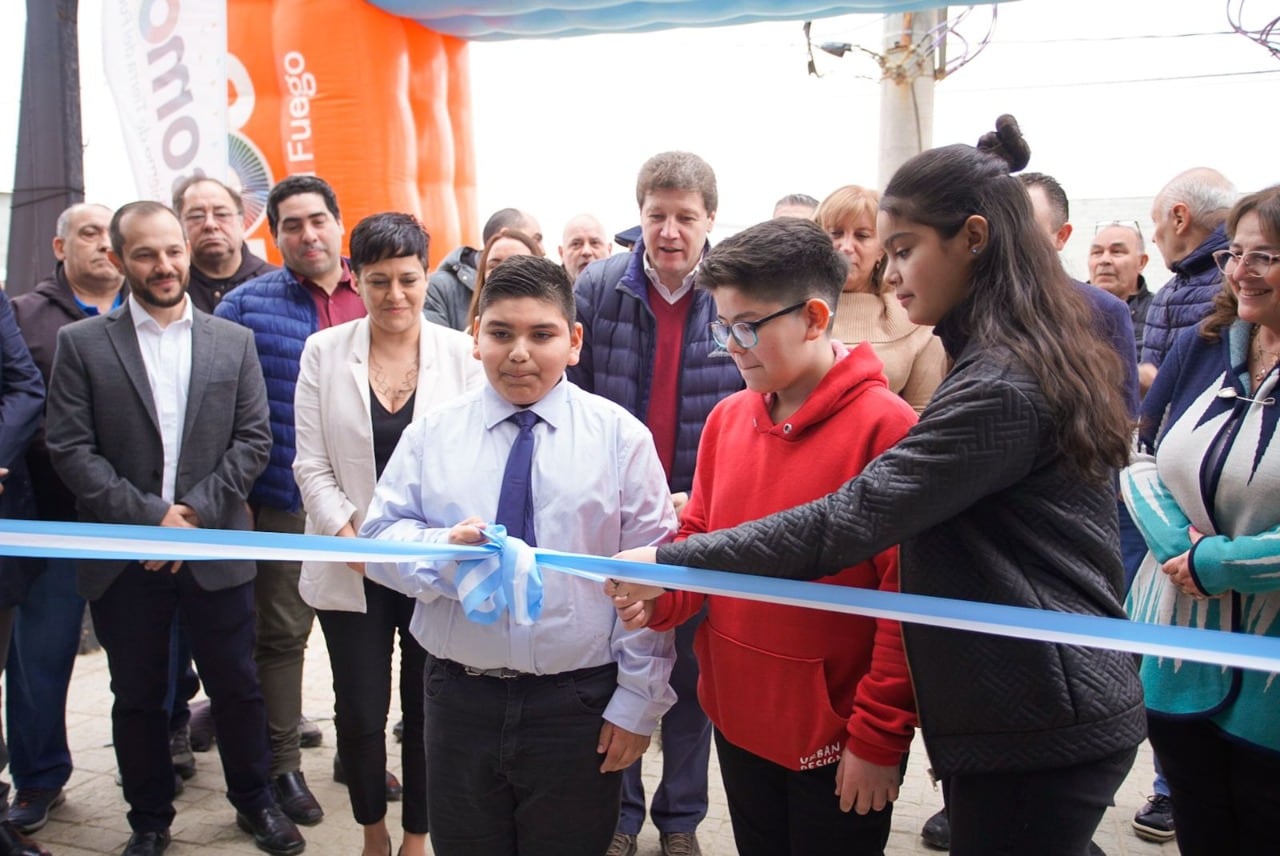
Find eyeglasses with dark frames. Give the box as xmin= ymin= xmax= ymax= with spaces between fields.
xmin=1213 ymin=249 xmax=1280 ymax=278
xmin=709 ymin=301 xmax=809 ymax=350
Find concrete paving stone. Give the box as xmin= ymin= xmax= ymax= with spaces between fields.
xmin=28 ymin=623 xmax=1176 ymax=854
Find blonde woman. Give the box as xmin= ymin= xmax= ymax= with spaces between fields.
xmin=816 ymin=185 xmax=946 ymax=412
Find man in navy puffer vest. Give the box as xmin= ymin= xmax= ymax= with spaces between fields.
xmin=1138 ymin=168 xmax=1236 ymax=395
xmin=571 ymin=152 xmax=743 ymax=856
xmin=216 ymin=175 xmax=366 ymax=829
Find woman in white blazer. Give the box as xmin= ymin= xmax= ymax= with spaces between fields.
xmin=294 ymin=213 xmax=483 ymax=856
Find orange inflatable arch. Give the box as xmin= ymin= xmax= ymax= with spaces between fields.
xmin=228 ymin=0 xmax=476 ymax=266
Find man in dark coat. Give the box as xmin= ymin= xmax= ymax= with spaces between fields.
xmin=6 ymin=203 xmax=125 ymax=835
xmin=172 ymin=177 xmax=277 ymax=314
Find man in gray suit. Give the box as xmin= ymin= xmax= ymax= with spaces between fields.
xmin=44 ymin=202 xmax=303 ymax=856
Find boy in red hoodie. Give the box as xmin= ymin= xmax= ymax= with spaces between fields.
xmin=609 ymin=217 xmax=918 ymax=855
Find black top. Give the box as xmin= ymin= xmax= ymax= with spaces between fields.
xmin=370 ymin=386 xmax=416 ymax=478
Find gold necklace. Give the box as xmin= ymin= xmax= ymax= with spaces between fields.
xmin=1251 ymin=326 xmax=1280 ymax=384
xmin=370 ymin=354 xmax=419 ymax=409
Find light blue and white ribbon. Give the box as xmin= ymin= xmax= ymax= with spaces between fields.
xmin=3 ymin=519 xmax=1280 ymax=673
xmin=454 ymin=524 xmax=543 ymax=625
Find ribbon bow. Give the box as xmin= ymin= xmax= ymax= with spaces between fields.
xmin=454 ymin=524 xmax=544 ymax=625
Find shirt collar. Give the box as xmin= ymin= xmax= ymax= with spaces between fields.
xmin=291 ymin=258 xmax=356 ymax=292
xmin=481 ymin=375 xmax=571 ymax=432
xmin=643 ymin=253 xmax=701 ymax=302
xmin=129 ymin=293 xmax=194 ymax=331
xmin=72 ymin=288 xmax=124 ymax=317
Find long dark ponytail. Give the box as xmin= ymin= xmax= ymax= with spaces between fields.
xmin=881 ymin=116 xmax=1131 ymax=481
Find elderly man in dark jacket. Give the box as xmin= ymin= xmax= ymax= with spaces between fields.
xmin=6 ymin=203 xmax=125 ymax=835
xmin=1138 ymin=167 xmax=1236 ymax=394
xmin=571 ymin=151 xmax=743 ymax=856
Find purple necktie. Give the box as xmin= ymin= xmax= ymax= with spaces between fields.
xmin=494 ymin=410 xmax=539 ymax=546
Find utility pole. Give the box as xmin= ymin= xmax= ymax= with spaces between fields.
xmin=6 ymin=0 xmax=84 ymax=295
xmin=877 ymin=9 xmax=941 ymax=188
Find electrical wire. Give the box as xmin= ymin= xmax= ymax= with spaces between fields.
xmin=946 ymin=67 xmax=1279 ymax=93
xmin=1226 ymin=0 xmax=1280 ymax=61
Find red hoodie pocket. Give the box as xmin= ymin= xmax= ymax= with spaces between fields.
xmin=695 ymin=621 xmax=850 ymax=772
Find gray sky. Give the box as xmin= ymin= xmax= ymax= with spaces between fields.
xmin=2 ymin=0 xmax=1277 ymax=271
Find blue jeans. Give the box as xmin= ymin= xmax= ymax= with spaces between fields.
xmin=618 ymin=614 xmax=711 ymax=835
xmin=6 ymin=557 xmax=83 ymax=790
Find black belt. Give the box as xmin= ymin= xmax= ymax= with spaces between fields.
xmin=434 ymin=657 xmax=615 ymax=682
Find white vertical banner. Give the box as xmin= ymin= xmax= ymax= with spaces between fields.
xmin=102 ymin=0 xmax=228 ymax=202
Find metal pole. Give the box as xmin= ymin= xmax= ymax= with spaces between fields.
xmin=6 ymin=0 xmax=84 ymax=295
xmin=877 ymin=9 xmax=939 ymax=189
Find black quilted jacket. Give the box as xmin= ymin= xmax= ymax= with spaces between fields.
xmin=658 ymin=318 xmax=1146 ymax=778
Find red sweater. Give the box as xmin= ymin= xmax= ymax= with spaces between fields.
xmin=648 ymin=342 xmax=919 ymax=770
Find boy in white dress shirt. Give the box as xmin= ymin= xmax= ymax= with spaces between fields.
xmin=361 ymin=255 xmax=677 ymax=856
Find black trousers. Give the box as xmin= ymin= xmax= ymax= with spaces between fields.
xmin=423 ymin=656 xmax=621 ymax=856
xmin=91 ymin=563 xmax=273 ymax=832
xmin=1148 ymin=714 xmax=1280 ymax=856
xmin=946 ymin=745 xmax=1136 ymax=856
xmin=316 ymin=578 xmax=427 ymax=831
xmin=713 ymin=729 xmax=893 ymax=856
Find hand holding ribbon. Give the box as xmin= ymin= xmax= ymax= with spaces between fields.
xmin=452 ymin=523 xmax=544 ymax=626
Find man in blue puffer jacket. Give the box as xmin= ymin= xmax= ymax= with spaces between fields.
xmin=570 ymin=152 xmax=743 ymax=856
xmin=1137 ymin=167 xmax=1235 ymax=395
xmin=216 ymin=175 xmax=366 ymax=829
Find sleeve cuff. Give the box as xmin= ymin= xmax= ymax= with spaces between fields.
xmin=604 ymin=683 xmax=675 ymax=737
xmin=1187 ymin=537 xmax=1219 ymax=595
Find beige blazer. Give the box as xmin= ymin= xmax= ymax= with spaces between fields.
xmin=293 ymin=317 xmax=484 ymax=611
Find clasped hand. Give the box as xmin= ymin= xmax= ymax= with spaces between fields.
xmin=143 ymin=504 xmax=200 ymax=573
xmin=1160 ymin=525 xmax=1208 ymax=600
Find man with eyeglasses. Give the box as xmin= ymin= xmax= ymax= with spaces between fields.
xmin=173 ymin=177 xmax=278 ymax=314
xmin=1138 ymin=167 xmax=1236 ymax=396
xmin=148 ymin=178 xmax=282 ymax=781
xmin=1089 ymin=222 xmax=1153 ymax=361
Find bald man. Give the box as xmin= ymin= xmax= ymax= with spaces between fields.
xmin=1139 ymin=167 xmax=1236 ymax=394
xmin=7 ymin=203 xmax=127 ymax=834
xmin=559 ymin=214 xmax=611 ymax=285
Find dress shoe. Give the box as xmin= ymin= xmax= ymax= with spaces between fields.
xmin=297 ymin=716 xmax=323 ymax=749
xmin=120 ymin=829 xmax=170 ymax=856
xmin=659 ymin=832 xmax=701 ymax=856
xmin=188 ymin=699 xmax=215 ymax=752
xmin=332 ymin=753 xmax=403 ymax=801
xmin=0 ymin=820 xmax=50 ymax=856
xmin=170 ymin=724 xmax=196 ymax=779
xmin=271 ymin=770 xmax=324 ymax=826
xmin=384 ymin=770 xmax=402 ymax=802
xmin=7 ymin=788 xmax=63 ymax=834
xmin=236 ymin=806 xmax=306 ymax=856
xmin=605 ymin=832 xmax=638 ymax=856
xmin=921 ymin=806 xmax=950 ymax=850
xmin=392 ymin=718 xmax=404 ymax=743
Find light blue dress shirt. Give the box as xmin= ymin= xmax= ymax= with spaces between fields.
xmin=361 ymin=377 xmax=679 ymax=735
